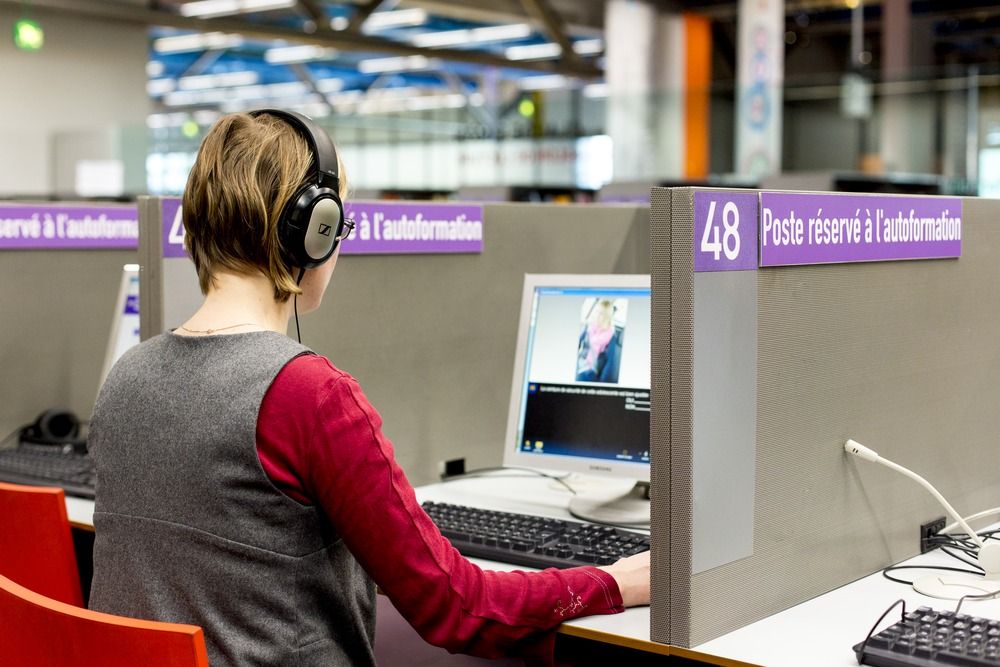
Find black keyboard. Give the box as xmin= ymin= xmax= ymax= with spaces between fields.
xmin=422 ymin=501 xmax=649 ymax=570
xmin=855 ymin=605 xmax=1000 ymax=666
xmin=0 ymin=442 xmax=95 ymax=499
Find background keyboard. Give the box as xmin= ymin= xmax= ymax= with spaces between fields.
xmin=422 ymin=501 xmax=649 ymax=570
xmin=854 ymin=605 xmax=1000 ymax=666
xmin=0 ymin=443 xmax=95 ymax=499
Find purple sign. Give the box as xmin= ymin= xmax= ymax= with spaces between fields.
xmin=0 ymin=204 xmax=138 ymax=249
xmin=160 ymin=199 xmax=483 ymax=257
xmin=759 ymin=193 xmax=962 ymax=267
xmin=341 ymin=201 xmax=483 ymax=255
xmin=125 ymin=294 xmax=139 ymax=315
xmin=693 ymin=191 xmax=759 ymax=272
xmin=161 ymin=198 xmax=187 ymax=258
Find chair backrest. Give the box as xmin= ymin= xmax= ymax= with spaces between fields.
xmin=0 ymin=573 xmax=210 ymax=667
xmin=0 ymin=481 xmax=83 ymax=606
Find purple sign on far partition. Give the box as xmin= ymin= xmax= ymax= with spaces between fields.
xmin=693 ymin=191 xmax=759 ymax=272
xmin=759 ymin=193 xmax=962 ymax=267
xmin=161 ymin=198 xmax=187 ymax=258
xmin=160 ymin=198 xmax=484 ymax=257
xmin=0 ymin=204 xmax=138 ymax=250
xmin=340 ymin=201 xmax=483 ymax=255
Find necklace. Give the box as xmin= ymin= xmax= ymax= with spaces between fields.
xmin=177 ymin=322 xmax=260 ymax=335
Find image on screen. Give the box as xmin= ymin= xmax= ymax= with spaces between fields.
xmin=574 ymin=297 xmax=628 ymax=384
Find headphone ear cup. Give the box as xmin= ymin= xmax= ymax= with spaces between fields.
xmin=279 ymin=185 xmax=343 ymax=269
xmin=22 ymin=409 xmax=80 ymax=445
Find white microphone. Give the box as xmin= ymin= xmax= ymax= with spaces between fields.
xmin=845 ymin=439 xmax=1000 ymax=600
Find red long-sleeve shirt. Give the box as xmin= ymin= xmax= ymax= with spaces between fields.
xmin=254 ymin=353 xmax=625 ymax=662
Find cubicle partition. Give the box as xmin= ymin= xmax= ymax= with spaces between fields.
xmin=138 ymin=197 xmax=649 ymax=486
xmin=651 ymin=187 xmax=1000 ymax=647
xmin=0 ymin=202 xmax=138 ymax=435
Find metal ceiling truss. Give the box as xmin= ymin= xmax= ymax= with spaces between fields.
xmin=0 ymin=0 xmax=602 ymax=78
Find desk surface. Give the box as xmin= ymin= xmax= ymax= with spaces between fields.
xmin=66 ymin=473 xmax=998 ymax=666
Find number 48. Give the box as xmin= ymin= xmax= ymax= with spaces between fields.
xmin=700 ymin=200 xmax=740 ymax=261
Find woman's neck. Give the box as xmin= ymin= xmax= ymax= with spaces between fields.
xmin=180 ymin=270 xmax=292 ymax=336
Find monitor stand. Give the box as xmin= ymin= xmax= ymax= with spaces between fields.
xmin=567 ymin=480 xmax=650 ymax=528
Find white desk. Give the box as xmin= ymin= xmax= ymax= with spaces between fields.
xmin=696 ymin=547 xmax=1000 ymax=667
xmin=67 ymin=474 xmax=997 ymax=666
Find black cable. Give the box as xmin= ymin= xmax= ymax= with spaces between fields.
xmin=440 ymin=466 xmax=578 ymax=495
xmin=857 ymin=599 xmax=906 ymax=665
xmin=939 ymin=545 xmax=984 ymax=571
xmin=881 ymin=564 xmax=983 ymax=586
xmin=955 ymin=589 xmax=1000 ymax=615
xmin=294 ymin=267 xmax=306 ymax=344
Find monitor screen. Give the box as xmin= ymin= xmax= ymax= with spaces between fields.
xmin=503 ymin=274 xmax=651 ymax=482
xmin=100 ymin=264 xmax=140 ymax=388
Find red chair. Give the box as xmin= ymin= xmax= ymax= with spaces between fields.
xmin=0 ymin=572 xmax=209 ymax=666
xmin=0 ymin=481 xmax=82 ymax=606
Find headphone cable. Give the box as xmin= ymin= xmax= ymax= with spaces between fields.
xmin=294 ymin=267 xmax=306 ymax=344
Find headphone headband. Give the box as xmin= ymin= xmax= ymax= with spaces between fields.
xmin=249 ymin=108 xmax=340 ymax=192
xmin=246 ymin=108 xmax=346 ymax=270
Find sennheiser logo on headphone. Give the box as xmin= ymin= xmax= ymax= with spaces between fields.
xmin=317 ymin=224 xmax=333 ymax=237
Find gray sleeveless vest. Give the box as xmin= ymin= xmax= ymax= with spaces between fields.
xmin=89 ymin=331 xmax=376 ymax=666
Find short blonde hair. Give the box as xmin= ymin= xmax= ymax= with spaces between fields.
xmin=182 ymin=112 xmax=347 ymax=302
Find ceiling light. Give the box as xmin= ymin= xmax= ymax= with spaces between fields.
xmin=412 ymin=23 xmax=532 ymax=49
xmin=264 ymin=44 xmax=338 ymax=64
xmin=506 ymin=43 xmax=561 ymax=61
xmin=363 ymin=8 xmax=428 ymax=32
xmin=147 ymin=79 xmax=176 ymax=96
xmin=506 ymin=39 xmax=604 ymax=61
xmin=582 ymin=82 xmax=609 ymax=98
xmin=357 ymin=55 xmax=435 ymax=74
xmin=519 ymin=74 xmax=570 ymax=91
xmin=180 ymin=0 xmax=296 ymax=18
xmin=315 ymin=78 xmax=344 ymax=93
xmin=573 ymin=39 xmax=603 ymax=55
xmin=153 ymin=31 xmax=243 ymax=54
xmin=178 ymin=71 xmax=259 ymax=90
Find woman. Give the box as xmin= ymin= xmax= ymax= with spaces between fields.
xmin=88 ymin=110 xmax=649 ymax=666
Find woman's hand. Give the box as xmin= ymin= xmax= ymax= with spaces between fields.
xmin=599 ymin=549 xmax=650 ymax=607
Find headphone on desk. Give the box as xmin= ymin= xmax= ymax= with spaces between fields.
xmin=248 ymin=109 xmax=346 ymax=270
xmin=20 ymin=409 xmax=85 ymax=448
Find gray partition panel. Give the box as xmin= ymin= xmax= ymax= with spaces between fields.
xmin=0 ymin=246 xmax=137 ymax=433
xmin=138 ymin=196 xmax=163 ymax=341
xmin=652 ymin=190 xmax=1000 ymax=647
xmin=649 ymin=188 xmax=674 ymax=647
xmin=143 ymin=201 xmax=649 ymax=487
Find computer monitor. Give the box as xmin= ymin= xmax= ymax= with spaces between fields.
xmin=503 ymin=274 xmax=651 ymax=526
xmin=99 ymin=264 xmax=140 ymax=388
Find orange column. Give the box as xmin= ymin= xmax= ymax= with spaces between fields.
xmin=683 ymin=13 xmax=712 ymax=180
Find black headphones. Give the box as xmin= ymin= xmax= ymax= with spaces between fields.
xmin=249 ymin=109 xmax=346 ymax=270
xmin=21 ymin=409 xmax=84 ymax=448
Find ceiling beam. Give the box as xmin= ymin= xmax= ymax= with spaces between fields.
xmin=289 ymin=62 xmax=336 ymax=114
xmin=346 ymin=0 xmax=388 ymax=33
xmin=294 ymin=0 xmax=328 ymax=28
xmin=397 ymin=0 xmax=602 ymax=36
xmin=1 ymin=0 xmax=601 ymax=78
xmin=181 ymin=48 xmax=224 ymax=77
xmin=517 ymin=0 xmax=582 ymax=67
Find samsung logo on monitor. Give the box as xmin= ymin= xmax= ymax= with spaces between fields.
xmin=589 ymin=464 xmax=613 ymax=473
